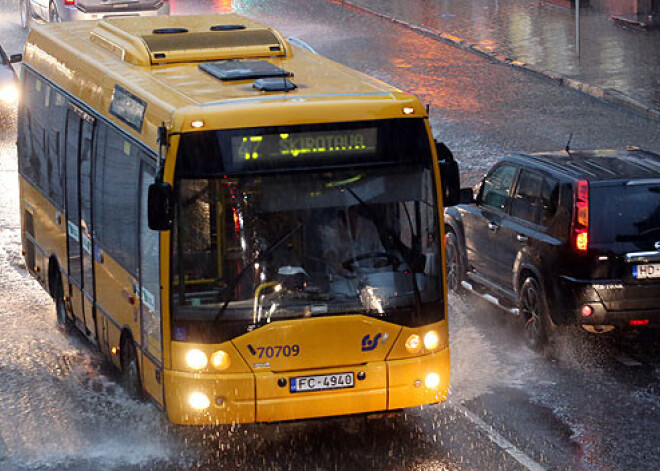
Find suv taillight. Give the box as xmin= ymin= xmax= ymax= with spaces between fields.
xmin=64 ymin=0 xmax=75 ymax=5
xmin=572 ymin=180 xmax=589 ymax=252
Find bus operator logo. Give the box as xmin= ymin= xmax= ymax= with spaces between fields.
xmin=362 ymin=333 xmax=383 ymax=352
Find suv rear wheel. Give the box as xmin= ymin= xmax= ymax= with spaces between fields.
xmin=519 ymin=276 xmax=552 ymax=350
xmin=445 ymin=231 xmax=464 ymax=292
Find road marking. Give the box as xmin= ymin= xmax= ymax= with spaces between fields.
xmin=615 ymin=354 xmax=643 ymax=367
xmin=0 ymin=430 xmax=7 ymax=461
xmin=454 ymin=405 xmax=546 ymax=471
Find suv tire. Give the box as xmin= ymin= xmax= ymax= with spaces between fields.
xmin=519 ymin=276 xmax=552 ymax=350
xmin=445 ymin=230 xmax=464 ymax=292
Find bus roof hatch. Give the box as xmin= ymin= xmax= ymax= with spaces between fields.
xmin=89 ymin=15 xmax=289 ymax=66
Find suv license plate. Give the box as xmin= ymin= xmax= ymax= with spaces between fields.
xmin=633 ymin=263 xmax=660 ymax=279
xmin=290 ymin=373 xmax=355 ymax=393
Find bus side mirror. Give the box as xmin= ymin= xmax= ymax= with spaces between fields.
xmin=459 ymin=188 xmax=474 ymax=204
xmin=148 ymin=182 xmax=174 ymax=231
xmin=436 ymin=142 xmax=460 ymax=207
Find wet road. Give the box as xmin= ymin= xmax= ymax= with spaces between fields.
xmin=1 ymin=0 xmax=660 ymax=469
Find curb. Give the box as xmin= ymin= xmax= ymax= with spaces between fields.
xmin=328 ymin=0 xmax=660 ymax=122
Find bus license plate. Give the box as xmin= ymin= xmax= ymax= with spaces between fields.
xmin=290 ymin=372 xmax=355 ymax=393
xmin=633 ymin=263 xmax=660 ymax=279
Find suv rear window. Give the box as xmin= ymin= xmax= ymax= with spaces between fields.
xmin=590 ymin=182 xmax=660 ymax=250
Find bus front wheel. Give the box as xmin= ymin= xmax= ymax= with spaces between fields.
xmin=121 ymin=338 xmax=143 ymax=400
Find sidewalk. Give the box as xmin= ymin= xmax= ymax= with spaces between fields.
xmin=333 ymin=0 xmax=660 ymax=120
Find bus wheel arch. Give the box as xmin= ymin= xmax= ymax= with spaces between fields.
xmin=120 ymin=330 xmax=143 ymax=399
xmin=47 ymin=255 xmax=61 ymax=299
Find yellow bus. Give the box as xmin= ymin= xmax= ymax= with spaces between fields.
xmin=17 ymin=13 xmax=460 ymax=425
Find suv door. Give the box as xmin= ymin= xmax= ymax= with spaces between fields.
xmin=461 ymin=163 xmax=518 ymax=283
xmin=497 ymin=170 xmax=560 ymax=291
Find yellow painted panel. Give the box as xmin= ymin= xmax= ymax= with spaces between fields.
xmin=232 ymin=315 xmax=401 ymax=373
xmin=95 ymin=251 xmax=140 ymax=343
xmin=20 ymin=179 xmax=67 ymax=281
xmin=170 ymin=341 xmax=251 ymax=375
xmin=387 ymin=348 xmax=450 ymax=410
xmin=68 ymin=284 xmax=85 ymax=325
xmin=386 ymin=319 xmax=449 ymax=361
xmin=106 ymin=317 xmax=122 ymax=369
xmin=256 ymin=362 xmax=387 ymax=423
xmin=164 ymin=370 xmax=255 ymax=426
xmin=141 ymin=354 xmax=164 ymax=407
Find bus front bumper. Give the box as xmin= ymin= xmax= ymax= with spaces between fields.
xmin=164 ymin=348 xmax=449 ymax=426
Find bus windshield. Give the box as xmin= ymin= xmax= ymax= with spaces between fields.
xmin=171 ymin=125 xmax=443 ymax=343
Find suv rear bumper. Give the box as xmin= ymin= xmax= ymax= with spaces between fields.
xmin=59 ymin=3 xmax=169 ymax=21
xmin=557 ymin=276 xmax=660 ymax=328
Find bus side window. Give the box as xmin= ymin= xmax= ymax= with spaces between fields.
xmin=19 ymin=69 xmax=47 ymax=192
xmin=95 ymin=125 xmax=139 ymax=274
xmin=46 ymin=89 xmax=67 ymax=207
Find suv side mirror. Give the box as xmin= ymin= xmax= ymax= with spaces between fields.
xmin=148 ymin=182 xmax=174 ymax=231
xmin=9 ymin=54 xmax=22 ymax=64
xmin=459 ymin=188 xmax=474 ymax=204
xmin=436 ymin=142 xmax=460 ymax=207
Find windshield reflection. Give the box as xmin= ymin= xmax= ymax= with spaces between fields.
xmin=172 ymin=166 xmax=443 ymax=342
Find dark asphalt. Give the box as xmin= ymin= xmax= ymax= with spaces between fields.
xmin=1 ymin=0 xmax=660 ymax=469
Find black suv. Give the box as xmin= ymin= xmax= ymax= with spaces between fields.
xmin=444 ymin=148 xmax=660 ymax=348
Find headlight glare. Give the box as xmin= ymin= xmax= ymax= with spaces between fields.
xmin=0 ymin=84 xmax=18 ymax=105
xmin=211 ymin=350 xmax=231 ymax=370
xmin=423 ymin=330 xmax=440 ymax=350
xmin=188 ymin=392 xmax=210 ymax=410
xmin=186 ymin=349 xmax=208 ymax=370
xmin=405 ymin=334 xmax=422 ymax=353
xmin=425 ymin=372 xmax=440 ymax=389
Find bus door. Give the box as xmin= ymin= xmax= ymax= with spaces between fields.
xmin=65 ymin=105 xmax=97 ymax=340
xmin=138 ymin=162 xmax=164 ymax=405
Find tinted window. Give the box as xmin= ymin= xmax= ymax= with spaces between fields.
xmin=591 ymin=183 xmax=660 ymax=250
xmin=46 ymin=88 xmax=67 ymax=206
xmin=540 ymin=177 xmax=560 ymax=227
xmin=511 ymin=170 xmax=543 ymax=224
xmin=18 ymin=69 xmax=67 ymax=207
xmin=95 ymin=125 xmax=138 ymax=273
xmin=20 ymin=71 xmax=48 ymax=189
xmin=481 ymin=164 xmax=517 ymax=210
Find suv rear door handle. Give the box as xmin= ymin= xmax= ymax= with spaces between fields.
xmin=488 ymin=222 xmax=499 ymax=231
xmin=517 ymin=234 xmax=528 ymax=242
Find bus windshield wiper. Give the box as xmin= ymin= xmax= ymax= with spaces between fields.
xmin=214 ymin=223 xmax=303 ymax=321
xmin=334 ymin=183 xmax=425 ymax=321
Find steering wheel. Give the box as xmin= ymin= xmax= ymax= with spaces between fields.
xmin=341 ymin=252 xmax=400 ymax=272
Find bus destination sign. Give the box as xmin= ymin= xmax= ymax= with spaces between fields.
xmin=230 ymin=128 xmax=378 ymax=169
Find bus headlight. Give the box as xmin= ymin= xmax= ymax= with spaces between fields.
xmin=0 ymin=84 xmax=18 ymax=105
xmin=210 ymin=350 xmax=231 ymax=370
xmin=188 ymin=392 xmax=210 ymax=410
xmin=423 ymin=330 xmax=440 ymax=350
xmin=424 ymin=372 xmax=440 ymax=389
xmin=405 ymin=334 xmax=422 ymax=353
xmin=186 ymin=349 xmax=208 ymax=370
